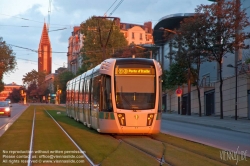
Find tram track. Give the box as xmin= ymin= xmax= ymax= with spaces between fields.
xmin=44 ymin=105 xmax=162 ymax=165
xmin=114 ymin=135 xmax=229 ymax=166
xmin=44 ymin=107 xmax=96 ymax=166
xmin=111 ymin=135 xmax=171 ymax=166
xmin=38 ymin=105 xmax=234 ymax=166
xmin=149 ymin=136 xmax=228 ymax=165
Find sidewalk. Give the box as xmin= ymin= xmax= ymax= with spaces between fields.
xmin=161 ymin=111 xmax=250 ymax=134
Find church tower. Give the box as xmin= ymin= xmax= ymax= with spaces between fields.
xmin=38 ymin=23 xmax=52 ymax=74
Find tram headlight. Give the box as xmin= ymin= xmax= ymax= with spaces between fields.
xmin=117 ymin=113 xmax=126 ymax=126
xmin=147 ymin=114 xmax=154 ymax=126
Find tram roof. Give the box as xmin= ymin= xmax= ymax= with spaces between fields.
xmin=115 ymin=58 xmax=155 ymax=65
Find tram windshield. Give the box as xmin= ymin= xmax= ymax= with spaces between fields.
xmin=115 ymin=73 xmax=156 ymax=110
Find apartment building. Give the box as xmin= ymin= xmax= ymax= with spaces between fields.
xmin=0 ymin=82 xmax=22 ymax=101
xmin=67 ymin=26 xmax=83 ymax=75
xmin=67 ymin=18 xmax=153 ymax=74
xmin=120 ymin=21 xmax=153 ymax=45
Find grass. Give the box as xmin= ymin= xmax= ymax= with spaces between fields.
xmin=152 ymin=133 xmax=250 ymax=166
xmin=164 ymin=144 xmax=228 ymax=166
xmin=100 ymin=142 xmax=159 ymax=166
xmin=0 ymin=105 xmax=35 ymax=166
xmin=45 ymin=106 xmax=158 ymax=165
xmin=117 ymin=135 xmax=164 ymax=159
xmin=1 ymin=104 xmax=249 ymax=166
xmin=32 ymin=106 xmax=89 ymax=166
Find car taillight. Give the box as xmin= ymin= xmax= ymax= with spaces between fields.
xmin=5 ymin=108 xmax=10 ymax=112
xmin=117 ymin=113 xmax=126 ymax=126
xmin=147 ymin=114 xmax=154 ymax=126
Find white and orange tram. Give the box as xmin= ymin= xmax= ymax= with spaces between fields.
xmin=66 ymin=58 xmax=163 ymax=134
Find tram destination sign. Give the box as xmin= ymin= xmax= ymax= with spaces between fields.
xmin=116 ymin=68 xmax=154 ymax=75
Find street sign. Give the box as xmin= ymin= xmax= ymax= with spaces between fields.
xmin=176 ymin=88 xmax=182 ymax=97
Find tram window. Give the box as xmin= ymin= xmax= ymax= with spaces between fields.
xmin=75 ymin=80 xmax=80 ymax=105
xmin=79 ymin=78 xmax=83 ymax=104
xmin=103 ymin=75 xmax=112 ymax=112
xmin=92 ymin=75 xmax=101 ymax=110
xmin=115 ymin=75 xmax=155 ymax=110
xmin=85 ymin=79 xmax=90 ymax=104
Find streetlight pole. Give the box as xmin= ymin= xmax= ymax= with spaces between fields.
xmin=159 ymin=27 xmax=192 ymax=115
xmin=235 ymin=65 xmax=238 ymax=120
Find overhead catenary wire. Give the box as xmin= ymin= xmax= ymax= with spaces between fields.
xmin=0 ymin=13 xmax=75 ymax=27
xmin=8 ymin=44 xmax=67 ymax=53
xmin=109 ymin=0 xmax=124 ymax=16
xmin=104 ymin=0 xmax=118 ymax=16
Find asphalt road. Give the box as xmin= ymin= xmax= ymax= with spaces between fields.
xmin=0 ymin=103 xmax=28 ymax=137
xmin=161 ymin=119 xmax=250 ymax=157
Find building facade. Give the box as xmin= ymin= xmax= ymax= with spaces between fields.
xmin=0 ymin=82 xmax=22 ymax=101
xmin=67 ymin=18 xmax=153 ymax=74
xmin=153 ymin=11 xmax=250 ymax=119
xmin=120 ymin=21 xmax=153 ymax=45
xmin=38 ymin=23 xmax=52 ymax=74
xmin=67 ymin=26 xmax=83 ymax=75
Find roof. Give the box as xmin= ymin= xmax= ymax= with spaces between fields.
xmin=39 ymin=23 xmax=51 ymax=45
xmin=153 ymin=13 xmax=195 ymax=45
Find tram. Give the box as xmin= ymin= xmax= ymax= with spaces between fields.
xmin=66 ymin=58 xmax=162 ymax=134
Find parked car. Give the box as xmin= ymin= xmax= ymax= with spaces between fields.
xmin=5 ymin=99 xmax=12 ymax=107
xmin=0 ymin=101 xmax=11 ymax=117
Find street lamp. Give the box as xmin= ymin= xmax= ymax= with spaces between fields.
xmin=159 ymin=27 xmax=177 ymax=34
xmin=159 ymin=27 xmax=191 ymax=115
xmin=227 ymin=64 xmax=238 ymax=120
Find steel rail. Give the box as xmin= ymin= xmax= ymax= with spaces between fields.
xmin=45 ymin=109 xmax=96 ymax=166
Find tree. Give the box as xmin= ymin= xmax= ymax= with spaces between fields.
xmin=112 ymin=43 xmax=152 ymax=58
xmin=163 ymin=63 xmax=187 ymax=91
xmin=22 ymin=69 xmax=46 ymax=86
xmin=163 ymin=61 xmax=192 ymax=113
xmin=22 ymin=69 xmax=47 ymax=101
xmin=54 ymin=71 xmax=74 ymax=103
xmin=171 ymin=14 xmax=209 ymax=116
xmin=76 ymin=65 xmax=88 ymax=76
xmin=80 ymin=16 xmax=128 ymax=69
xmin=0 ymin=37 xmax=17 ymax=91
xmin=8 ymin=87 xmax=23 ymax=103
xmin=190 ymin=0 xmax=250 ymax=119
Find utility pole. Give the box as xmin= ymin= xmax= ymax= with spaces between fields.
xmin=234 ymin=0 xmax=241 ymax=120
xmin=94 ymin=16 xmax=119 ymax=61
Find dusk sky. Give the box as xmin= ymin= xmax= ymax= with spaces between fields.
xmin=0 ymin=0 xmax=213 ymax=85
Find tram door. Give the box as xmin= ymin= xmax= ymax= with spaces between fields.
xmin=182 ymin=95 xmax=187 ymax=115
xmin=205 ymin=90 xmax=215 ymax=116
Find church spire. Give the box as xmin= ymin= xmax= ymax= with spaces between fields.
xmin=38 ymin=23 xmax=52 ymax=74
